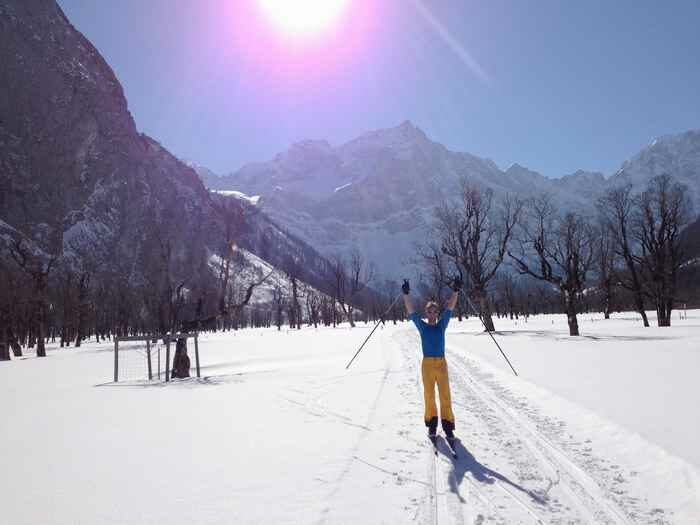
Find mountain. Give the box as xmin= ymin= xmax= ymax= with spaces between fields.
xmin=0 ymin=0 xmax=334 ymax=335
xmin=202 ymin=122 xmax=700 ymax=277
xmin=610 ymin=130 xmax=700 ymax=209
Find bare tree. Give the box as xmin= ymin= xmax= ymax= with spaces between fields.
xmin=415 ymin=241 xmax=452 ymax=303
xmin=272 ymin=283 xmax=285 ymax=331
xmin=305 ymin=287 xmax=321 ymax=328
xmin=633 ymin=175 xmax=693 ymax=326
xmin=8 ymin=236 xmax=57 ymax=356
xmin=282 ymin=255 xmax=303 ymax=329
xmin=596 ymin=223 xmax=616 ymax=319
xmin=597 ymin=185 xmax=650 ymax=326
xmin=346 ymin=248 xmax=374 ymax=327
xmin=329 ymin=254 xmax=347 ymax=327
xmin=496 ymin=274 xmax=519 ymax=320
xmin=509 ymin=197 xmax=596 ymax=336
xmin=330 ymin=249 xmax=374 ymax=328
xmin=436 ymin=183 xmax=522 ymax=331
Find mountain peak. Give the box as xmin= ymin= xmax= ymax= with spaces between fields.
xmin=505 ymin=162 xmax=530 ymax=173
xmin=289 ymin=139 xmax=332 ymax=152
xmin=616 ymin=129 xmax=700 ymax=175
xmin=339 ymin=120 xmax=430 ymax=160
xmin=394 ymin=119 xmax=427 ymax=139
xmin=505 ymin=163 xmax=544 ymax=178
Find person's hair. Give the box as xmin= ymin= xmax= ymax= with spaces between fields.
xmin=425 ymin=301 xmax=439 ymax=312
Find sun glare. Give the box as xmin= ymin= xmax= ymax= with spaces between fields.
xmin=258 ymin=0 xmax=348 ymax=37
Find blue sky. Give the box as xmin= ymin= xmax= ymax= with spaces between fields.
xmin=57 ymin=0 xmax=700 ymax=177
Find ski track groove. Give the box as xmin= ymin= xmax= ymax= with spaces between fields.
xmin=452 ymin=351 xmax=630 ymax=524
xmin=402 ymin=335 xmax=469 ymax=525
xmin=279 ymin=326 xmax=672 ymax=524
xmin=447 ymin=348 xmax=610 ymax=524
xmin=405 ymin=338 xmax=531 ymax=525
xmin=444 ymin=337 xmax=671 ymax=525
xmin=312 ymin=330 xmax=396 ymax=525
xmin=394 ymin=328 xmax=675 ymax=525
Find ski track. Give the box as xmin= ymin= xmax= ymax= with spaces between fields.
xmin=394 ymin=329 xmax=672 ymax=525
xmin=272 ymin=326 xmax=673 ymax=524
xmin=290 ymin=330 xmax=396 ymax=525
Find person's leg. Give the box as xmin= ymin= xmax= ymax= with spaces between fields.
xmin=421 ymin=359 xmax=438 ymax=435
xmin=436 ymin=358 xmax=456 ymax=437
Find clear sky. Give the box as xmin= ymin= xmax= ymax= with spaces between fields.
xmin=57 ymin=0 xmax=700 ymax=177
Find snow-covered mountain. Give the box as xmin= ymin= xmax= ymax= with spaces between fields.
xmin=201 ymin=122 xmax=700 ymax=278
xmin=609 ymin=130 xmax=700 ymax=208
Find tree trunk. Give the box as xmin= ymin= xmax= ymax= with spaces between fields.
xmin=564 ymin=292 xmax=580 ymax=336
xmin=347 ymin=305 xmax=356 ymax=328
xmin=75 ymin=307 xmax=85 ymax=347
xmin=478 ymin=293 xmax=495 ymax=332
xmin=36 ymin=302 xmax=47 ymax=357
xmin=0 ymin=326 xmax=9 ymax=361
xmin=602 ymin=279 xmax=612 ymax=319
xmin=171 ymin=337 xmax=190 ymax=379
xmin=657 ymin=303 xmax=671 ymax=327
xmin=603 ymin=291 xmax=611 ymax=319
xmin=291 ymin=278 xmax=301 ymax=330
xmin=11 ymin=339 xmax=22 ymax=357
xmin=633 ymin=291 xmax=650 ymax=327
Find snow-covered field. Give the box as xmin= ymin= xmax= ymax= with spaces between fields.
xmin=2 ymin=311 xmax=699 ymax=524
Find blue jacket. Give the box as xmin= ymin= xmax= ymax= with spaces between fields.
xmin=409 ymin=309 xmax=452 ymax=357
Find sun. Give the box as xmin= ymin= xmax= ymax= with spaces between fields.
xmin=258 ymin=0 xmax=348 ymax=37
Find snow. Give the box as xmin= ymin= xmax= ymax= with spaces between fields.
xmin=212 ymin=189 xmax=260 ymax=205
xmin=208 ymin=246 xmax=332 ymax=308
xmin=681 ymin=257 xmax=699 ymax=269
xmin=453 ymin=311 xmax=700 ymax=467
xmin=2 ymin=311 xmax=699 ymax=524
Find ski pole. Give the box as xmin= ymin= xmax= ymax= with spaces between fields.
xmin=345 ymin=293 xmax=403 ymax=370
xmin=460 ymin=291 xmax=519 ymax=377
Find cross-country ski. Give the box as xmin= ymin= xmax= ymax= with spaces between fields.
xmin=444 ymin=437 xmax=459 ymax=460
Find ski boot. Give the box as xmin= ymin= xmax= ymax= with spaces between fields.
xmin=427 ymin=417 xmax=438 ymax=453
xmin=443 ymin=420 xmax=458 ymax=459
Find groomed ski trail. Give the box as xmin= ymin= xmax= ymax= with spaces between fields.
xmin=395 ymin=328 xmax=671 ymax=524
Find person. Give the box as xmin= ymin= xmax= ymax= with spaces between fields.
xmin=402 ymin=277 xmax=461 ymax=442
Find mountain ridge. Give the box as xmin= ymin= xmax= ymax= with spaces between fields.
xmin=195 ymin=122 xmax=699 ymax=277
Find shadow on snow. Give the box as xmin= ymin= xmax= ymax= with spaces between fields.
xmin=437 ymin=436 xmax=548 ymax=506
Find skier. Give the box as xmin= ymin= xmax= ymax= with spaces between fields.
xmin=402 ymin=277 xmax=461 ymax=447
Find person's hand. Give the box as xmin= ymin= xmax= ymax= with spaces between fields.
xmin=402 ymin=279 xmax=410 ymax=295
xmin=450 ymin=275 xmax=463 ymax=292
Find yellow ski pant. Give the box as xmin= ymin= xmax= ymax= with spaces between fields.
xmin=421 ymin=357 xmax=455 ymax=425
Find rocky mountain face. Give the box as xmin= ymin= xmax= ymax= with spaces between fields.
xmin=201 ymin=122 xmax=699 ymax=278
xmin=0 ymin=0 xmax=333 ymax=324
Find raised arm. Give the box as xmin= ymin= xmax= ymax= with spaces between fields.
xmin=402 ymin=279 xmax=415 ymax=314
xmin=446 ymin=275 xmax=462 ymax=310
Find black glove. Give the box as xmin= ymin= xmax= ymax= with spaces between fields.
xmin=402 ymin=279 xmax=410 ymax=295
xmin=450 ymin=276 xmax=463 ymax=292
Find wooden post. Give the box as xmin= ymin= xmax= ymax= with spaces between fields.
xmin=194 ymin=332 xmax=200 ymax=378
xmin=165 ymin=336 xmax=171 ymax=382
xmin=146 ymin=339 xmax=152 ymax=380
xmin=113 ymin=337 xmax=119 ymax=382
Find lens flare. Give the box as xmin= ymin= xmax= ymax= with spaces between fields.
xmin=258 ymin=0 xmax=348 ymax=37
